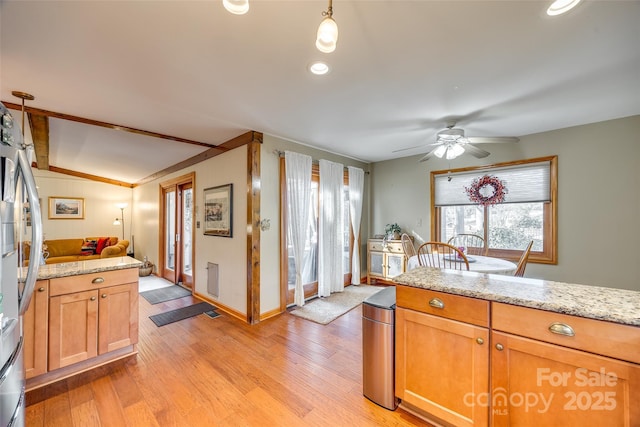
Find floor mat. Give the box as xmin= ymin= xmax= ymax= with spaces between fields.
xmin=140 ymin=285 xmax=192 ymax=304
xmin=289 ymin=285 xmax=383 ymax=325
xmin=149 ymin=302 xmax=218 ymax=327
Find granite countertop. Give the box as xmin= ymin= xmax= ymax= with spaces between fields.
xmin=393 ymin=267 xmax=640 ymax=327
xmin=25 ymin=256 xmax=143 ymax=280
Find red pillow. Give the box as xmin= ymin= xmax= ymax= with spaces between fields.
xmin=96 ymin=237 xmax=109 ymax=255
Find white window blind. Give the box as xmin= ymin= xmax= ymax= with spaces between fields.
xmin=434 ymin=161 xmax=551 ymax=207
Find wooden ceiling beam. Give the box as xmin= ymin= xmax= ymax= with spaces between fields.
xmin=1 ymin=101 xmax=218 ymax=149
xmin=135 ymin=131 xmax=263 ymax=186
xmin=48 ymin=166 xmax=135 ymax=188
xmin=27 ymin=113 xmax=50 ymax=170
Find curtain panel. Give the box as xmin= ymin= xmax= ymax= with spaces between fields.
xmin=348 ymin=166 xmax=364 ymax=284
xmin=285 ymin=151 xmax=312 ymax=306
xmin=318 ymin=159 xmax=345 ymax=297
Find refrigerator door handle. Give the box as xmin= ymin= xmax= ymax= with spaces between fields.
xmin=0 ymin=336 xmax=23 ymax=386
xmin=17 ymin=148 xmax=43 ymax=315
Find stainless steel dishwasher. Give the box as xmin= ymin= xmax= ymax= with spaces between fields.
xmin=362 ymin=286 xmax=398 ymax=410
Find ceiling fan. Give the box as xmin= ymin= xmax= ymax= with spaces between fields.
xmin=417 ymin=123 xmax=520 ymax=162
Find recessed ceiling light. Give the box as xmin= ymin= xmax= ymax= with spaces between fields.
xmin=547 ymin=0 xmax=582 ymax=16
xmin=309 ymin=61 xmax=330 ymax=75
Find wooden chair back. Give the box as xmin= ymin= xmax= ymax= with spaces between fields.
xmin=417 ymin=242 xmax=469 ymax=271
xmin=447 ymin=234 xmax=487 ymax=256
xmin=400 ymin=233 xmax=417 ymax=258
xmin=514 ymin=240 xmax=534 ymax=277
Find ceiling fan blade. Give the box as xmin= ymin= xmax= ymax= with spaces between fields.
xmin=466 ymin=136 xmax=520 ymax=144
xmin=463 ymin=143 xmax=491 ymax=158
xmin=418 ymin=148 xmax=438 ymax=162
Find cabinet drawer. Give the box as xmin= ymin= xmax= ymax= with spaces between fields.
xmin=50 ymin=268 xmax=138 ymax=296
xmin=492 ymin=302 xmax=640 ymax=364
xmin=368 ymin=241 xmax=403 ymax=253
xmin=396 ymin=285 xmax=489 ymax=327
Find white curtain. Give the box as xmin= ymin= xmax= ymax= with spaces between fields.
xmin=318 ymin=159 xmax=344 ymax=297
xmin=285 ymin=151 xmax=312 ymax=307
xmin=348 ymin=167 xmax=364 ymax=284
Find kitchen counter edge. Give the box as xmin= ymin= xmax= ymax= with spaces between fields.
xmin=27 ymin=256 xmax=143 ymax=281
xmin=393 ymin=267 xmax=640 ymax=327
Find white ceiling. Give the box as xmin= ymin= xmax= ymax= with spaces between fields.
xmin=2 ymin=0 xmax=639 ymax=183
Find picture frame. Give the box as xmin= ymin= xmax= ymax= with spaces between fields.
xmin=48 ymin=197 xmax=85 ymax=220
xmin=23 ymin=198 xmax=42 ymax=227
xmin=203 ymin=184 xmax=232 ymax=237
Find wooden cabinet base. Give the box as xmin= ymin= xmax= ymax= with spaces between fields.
xmin=25 ymin=345 xmax=138 ymax=392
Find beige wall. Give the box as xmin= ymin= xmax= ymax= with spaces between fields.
xmin=32 ymin=169 xmax=133 ymax=241
xmin=133 ymin=147 xmax=248 ymax=315
xmin=371 ymin=115 xmax=640 ymax=291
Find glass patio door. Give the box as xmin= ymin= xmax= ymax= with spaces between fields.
xmin=160 ymin=174 xmax=194 ymax=288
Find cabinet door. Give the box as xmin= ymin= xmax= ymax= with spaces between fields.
xmin=396 ymin=307 xmax=489 ymax=427
xmin=98 ymin=283 xmax=139 ymax=354
xmin=491 ymin=331 xmax=640 ymax=426
xmin=49 ymin=289 xmax=98 ymax=370
xmin=368 ymin=251 xmax=384 ymax=278
xmin=386 ymin=253 xmax=405 ymax=278
xmin=24 ymin=280 xmax=49 ymax=378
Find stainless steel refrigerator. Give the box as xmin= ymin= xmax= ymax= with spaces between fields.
xmin=0 ymin=101 xmax=43 ymax=427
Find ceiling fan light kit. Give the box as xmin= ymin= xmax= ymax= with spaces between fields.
xmin=418 ymin=123 xmax=518 ymax=162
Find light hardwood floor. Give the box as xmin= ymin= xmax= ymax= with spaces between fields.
xmin=25 ymin=285 xmax=433 ymax=426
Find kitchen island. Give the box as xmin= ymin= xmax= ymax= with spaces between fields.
xmin=393 ymin=267 xmax=640 ymax=427
xmin=23 ymin=256 xmax=142 ymax=391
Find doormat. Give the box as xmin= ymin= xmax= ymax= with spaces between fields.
xmin=140 ymin=285 xmax=192 ymax=305
xmin=289 ymin=285 xmax=383 ymax=325
xmin=149 ymin=302 xmax=218 ymax=327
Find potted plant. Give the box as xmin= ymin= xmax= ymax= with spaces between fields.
xmin=385 ymin=223 xmax=402 ymax=240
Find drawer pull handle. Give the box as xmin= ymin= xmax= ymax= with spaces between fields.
xmin=496 ymin=343 xmax=504 ymax=351
xmin=90 ymin=296 xmax=96 ymax=301
xmin=92 ymin=277 xmax=105 ymax=284
xmin=38 ymin=287 xmax=45 ymax=292
xmin=549 ymin=322 xmax=575 ymax=337
xmin=101 ymin=294 xmax=107 ymax=299
xmin=429 ymin=298 xmax=445 ymax=309
xmin=476 ymin=338 xmax=484 ymax=345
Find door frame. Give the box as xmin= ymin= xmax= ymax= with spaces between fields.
xmin=159 ymin=172 xmax=195 ymax=287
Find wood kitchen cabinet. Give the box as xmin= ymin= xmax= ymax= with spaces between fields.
xmin=395 ymin=285 xmax=490 ymax=427
xmin=23 ymin=280 xmax=49 ymax=379
xmin=490 ymin=302 xmax=640 ymax=426
xmin=367 ymin=239 xmax=407 ymax=284
xmin=48 ymin=269 xmax=138 ymax=371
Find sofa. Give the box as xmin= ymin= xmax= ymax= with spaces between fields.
xmin=23 ymin=236 xmax=129 ymax=265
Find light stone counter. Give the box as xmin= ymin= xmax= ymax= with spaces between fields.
xmin=27 ymin=256 xmax=143 ymax=280
xmin=393 ymin=267 xmax=640 ymax=327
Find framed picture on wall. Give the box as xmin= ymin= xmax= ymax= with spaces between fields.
xmin=203 ymin=184 xmax=232 ymax=237
xmin=49 ymin=197 xmax=85 ymax=219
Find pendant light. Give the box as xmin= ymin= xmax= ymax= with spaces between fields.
xmin=223 ymin=0 xmax=249 ymax=15
xmin=316 ymin=0 xmax=338 ymax=53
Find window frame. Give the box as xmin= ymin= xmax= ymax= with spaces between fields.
xmin=431 ymin=156 xmax=557 ymax=265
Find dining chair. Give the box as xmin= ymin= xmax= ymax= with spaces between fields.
xmin=447 ymin=234 xmax=487 ymax=256
xmin=400 ymin=233 xmax=417 ymax=258
xmin=417 ymin=242 xmax=469 ymax=271
xmin=514 ymin=240 xmax=534 ymax=277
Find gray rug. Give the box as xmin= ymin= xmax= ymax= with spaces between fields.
xmin=149 ymin=302 xmax=218 ymax=327
xmin=290 ymin=285 xmax=384 ymax=325
xmin=140 ymin=285 xmax=191 ymax=304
